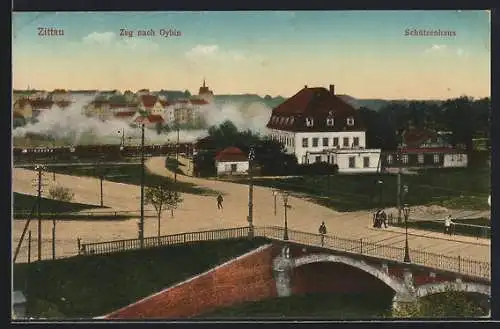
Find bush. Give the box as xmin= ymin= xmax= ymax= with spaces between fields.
xmin=296 ymin=162 xmax=339 ymax=176
xmin=48 ymin=186 xmax=74 ymax=202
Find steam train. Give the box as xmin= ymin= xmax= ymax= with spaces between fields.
xmin=13 ymin=143 xmax=194 ymax=161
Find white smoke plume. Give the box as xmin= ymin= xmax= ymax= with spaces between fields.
xmin=12 ymin=94 xmax=273 ymax=146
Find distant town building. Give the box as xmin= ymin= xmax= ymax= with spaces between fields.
xmin=266 ymin=84 xmax=381 ymax=173
xmin=214 ymin=146 xmax=249 ymax=176
xmin=381 ymin=127 xmax=468 ymax=170
xmin=197 ymin=79 xmax=214 ymax=103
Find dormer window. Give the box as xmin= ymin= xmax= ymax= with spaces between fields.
xmin=326 ymin=117 xmax=334 ymax=127
xmin=347 ymin=117 xmax=355 ymax=126
xmin=290 ymin=117 xmax=295 ymax=124
xmin=305 ymin=117 xmax=314 ymax=127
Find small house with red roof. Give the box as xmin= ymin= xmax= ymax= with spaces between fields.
xmin=214 ymin=146 xmax=249 ymax=176
xmin=133 ymin=114 xmax=165 ymax=129
xmin=381 ymin=128 xmax=467 ymax=170
xmin=266 ymin=84 xmax=381 ymax=173
xmin=139 ymin=95 xmax=165 ymax=116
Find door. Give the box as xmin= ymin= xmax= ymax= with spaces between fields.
xmin=231 ymin=163 xmax=237 ymax=173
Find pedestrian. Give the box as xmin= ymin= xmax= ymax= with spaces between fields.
xmin=217 ymin=194 xmax=224 ymax=210
xmin=444 ymin=215 xmax=452 ymax=235
xmin=381 ymin=211 xmax=388 ymax=228
xmin=319 ymin=221 xmax=327 ymax=246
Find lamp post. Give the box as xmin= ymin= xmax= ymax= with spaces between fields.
xmin=403 ymin=204 xmax=411 ymax=263
xmin=247 ymin=146 xmax=255 ymax=236
xmin=117 ymin=129 xmax=125 ymax=147
xmin=34 ymin=164 xmax=46 ymax=261
xmin=139 ymin=123 xmax=145 ymax=248
xmin=377 ymin=179 xmax=383 ymax=207
xmin=272 ymin=189 xmax=278 ymax=216
xmin=282 ymin=192 xmax=290 ymax=241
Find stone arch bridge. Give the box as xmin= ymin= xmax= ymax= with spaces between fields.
xmin=273 ymin=244 xmax=491 ymax=314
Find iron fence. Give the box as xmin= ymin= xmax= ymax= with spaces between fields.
xmin=76 ymin=225 xmax=490 ymax=281
xmin=14 ymin=209 xmax=157 ymax=219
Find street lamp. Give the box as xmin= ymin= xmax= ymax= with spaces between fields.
xmin=272 ymin=189 xmax=278 ymax=216
xmin=117 ymin=129 xmax=125 ymax=147
xmin=377 ymin=179 xmax=383 ymax=207
xmin=247 ymin=146 xmax=255 ymax=236
xmin=282 ymin=192 xmax=290 ymax=241
xmin=403 ymin=204 xmax=411 ymax=263
xmin=34 ymin=164 xmax=46 ymax=261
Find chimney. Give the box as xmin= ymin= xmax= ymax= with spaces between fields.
xmin=329 ymin=84 xmax=335 ymax=95
xmin=304 ymin=85 xmax=308 ymax=89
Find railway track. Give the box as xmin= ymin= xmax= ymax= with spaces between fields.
xmin=12 ymin=143 xmax=194 ymax=162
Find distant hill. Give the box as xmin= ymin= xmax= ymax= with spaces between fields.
xmin=214 ymin=93 xmax=443 ymax=111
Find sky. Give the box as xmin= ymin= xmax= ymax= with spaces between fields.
xmin=12 ymin=11 xmax=491 ymax=100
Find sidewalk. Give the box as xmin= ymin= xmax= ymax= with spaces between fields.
xmin=369 ymin=226 xmax=490 ymax=247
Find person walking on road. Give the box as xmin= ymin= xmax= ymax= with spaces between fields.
xmin=217 ymin=194 xmax=224 ymax=210
xmin=319 ymin=221 xmax=327 ymax=246
xmin=444 ymin=215 xmax=453 ymax=235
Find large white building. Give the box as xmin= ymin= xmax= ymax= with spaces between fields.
xmin=266 ymin=84 xmax=381 ymax=174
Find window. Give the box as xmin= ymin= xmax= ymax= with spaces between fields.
xmin=434 ymin=154 xmax=440 ymax=163
xmin=343 ymin=137 xmax=349 ymax=147
xmin=418 ymin=154 xmax=424 ymax=164
xmin=402 ymin=155 xmax=409 ymax=164
xmin=349 ymin=157 xmax=356 ymax=168
xmin=353 ymin=137 xmax=359 ymax=147
xmin=305 ymin=117 xmax=314 ymax=127
xmin=326 ymin=117 xmax=334 ymax=126
xmin=302 ymin=138 xmax=309 ymax=147
xmin=312 ymin=138 xmax=319 ymax=147
xmin=225 ymin=164 xmax=231 ymax=171
xmin=333 ymin=137 xmax=339 ymax=147
xmin=290 ymin=117 xmax=295 ymax=124
xmin=347 ymin=117 xmax=355 ymax=126
xmin=231 ymin=164 xmax=237 ymax=172
xmin=387 ymin=155 xmax=393 ymax=164
xmin=363 ymin=157 xmax=370 ymax=168
xmin=323 ymin=137 xmax=329 ymax=147
xmin=315 ymin=156 xmax=322 ymax=163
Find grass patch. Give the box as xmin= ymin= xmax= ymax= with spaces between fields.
xmin=227 ymin=167 xmax=490 ymax=212
xmin=200 ymin=292 xmax=394 ymax=319
xmin=13 ymin=238 xmax=270 ymax=319
xmin=13 ymin=192 xmax=104 ymax=214
xmin=393 ymin=218 xmax=491 ymax=239
xmin=50 ymin=164 xmax=217 ymax=196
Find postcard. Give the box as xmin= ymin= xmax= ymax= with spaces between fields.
xmin=12 ymin=10 xmax=491 ymax=321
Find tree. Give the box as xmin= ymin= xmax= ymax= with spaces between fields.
xmin=393 ymin=286 xmax=487 ymax=318
xmin=145 ymin=183 xmax=183 ymax=238
xmin=48 ymin=186 xmax=74 ymax=202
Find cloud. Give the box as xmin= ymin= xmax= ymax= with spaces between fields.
xmin=83 ymin=32 xmax=116 ymax=45
xmin=185 ymin=44 xmax=263 ymax=63
xmin=185 ymin=44 xmax=220 ymax=58
xmin=424 ymin=44 xmax=447 ymax=53
xmin=456 ymin=48 xmax=469 ymax=57
xmin=82 ymin=31 xmax=159 ymax=53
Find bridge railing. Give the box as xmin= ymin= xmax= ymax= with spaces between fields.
xmin=79 ymin=227 xmax=251 ymax=255
xmin=76 ymin=225 xmax=490 ymax=281
xmin=14 ymin=209 xmax=158 ymax=219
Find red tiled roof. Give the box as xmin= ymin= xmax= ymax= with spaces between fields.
xmin=402 ymin=128 xmax=438 ymax=146
xmin=135 ymin=114 xmax=164 ymax=124
xmin=398 ymin=147 xmax=464 ymax=154
xmin=266 ymin=86 xmax=363 ymax=132
xmin=140 ymin=95 xmax=158 ymax=108
xmin=30 ymin=99 xmax=54 ymax=109
xmin=109 ymin=103 xmax=130 ymax=109
xmin=55 ymin=100 xmax=71 ymax=108
xmin=215 ymin=147 xmax=248 ymax=162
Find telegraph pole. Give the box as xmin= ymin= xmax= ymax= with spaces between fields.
xmin=139 ymin=123 xmax=145 ymax=248
xmin=397 ymin=169 xmax=401 ymax=223
xmin=35 ymin=165 xmax=45 ymax=261
xmin=175 ymin=122 xmax=180 ymax=184
xmin=247 ymin=146 xmax=255 ymax=237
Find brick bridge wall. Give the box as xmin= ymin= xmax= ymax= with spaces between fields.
xmin=103 ymin=244 xmax=281 ymax=319
xmin=103 ymin=242 xmax=483 ymax=319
